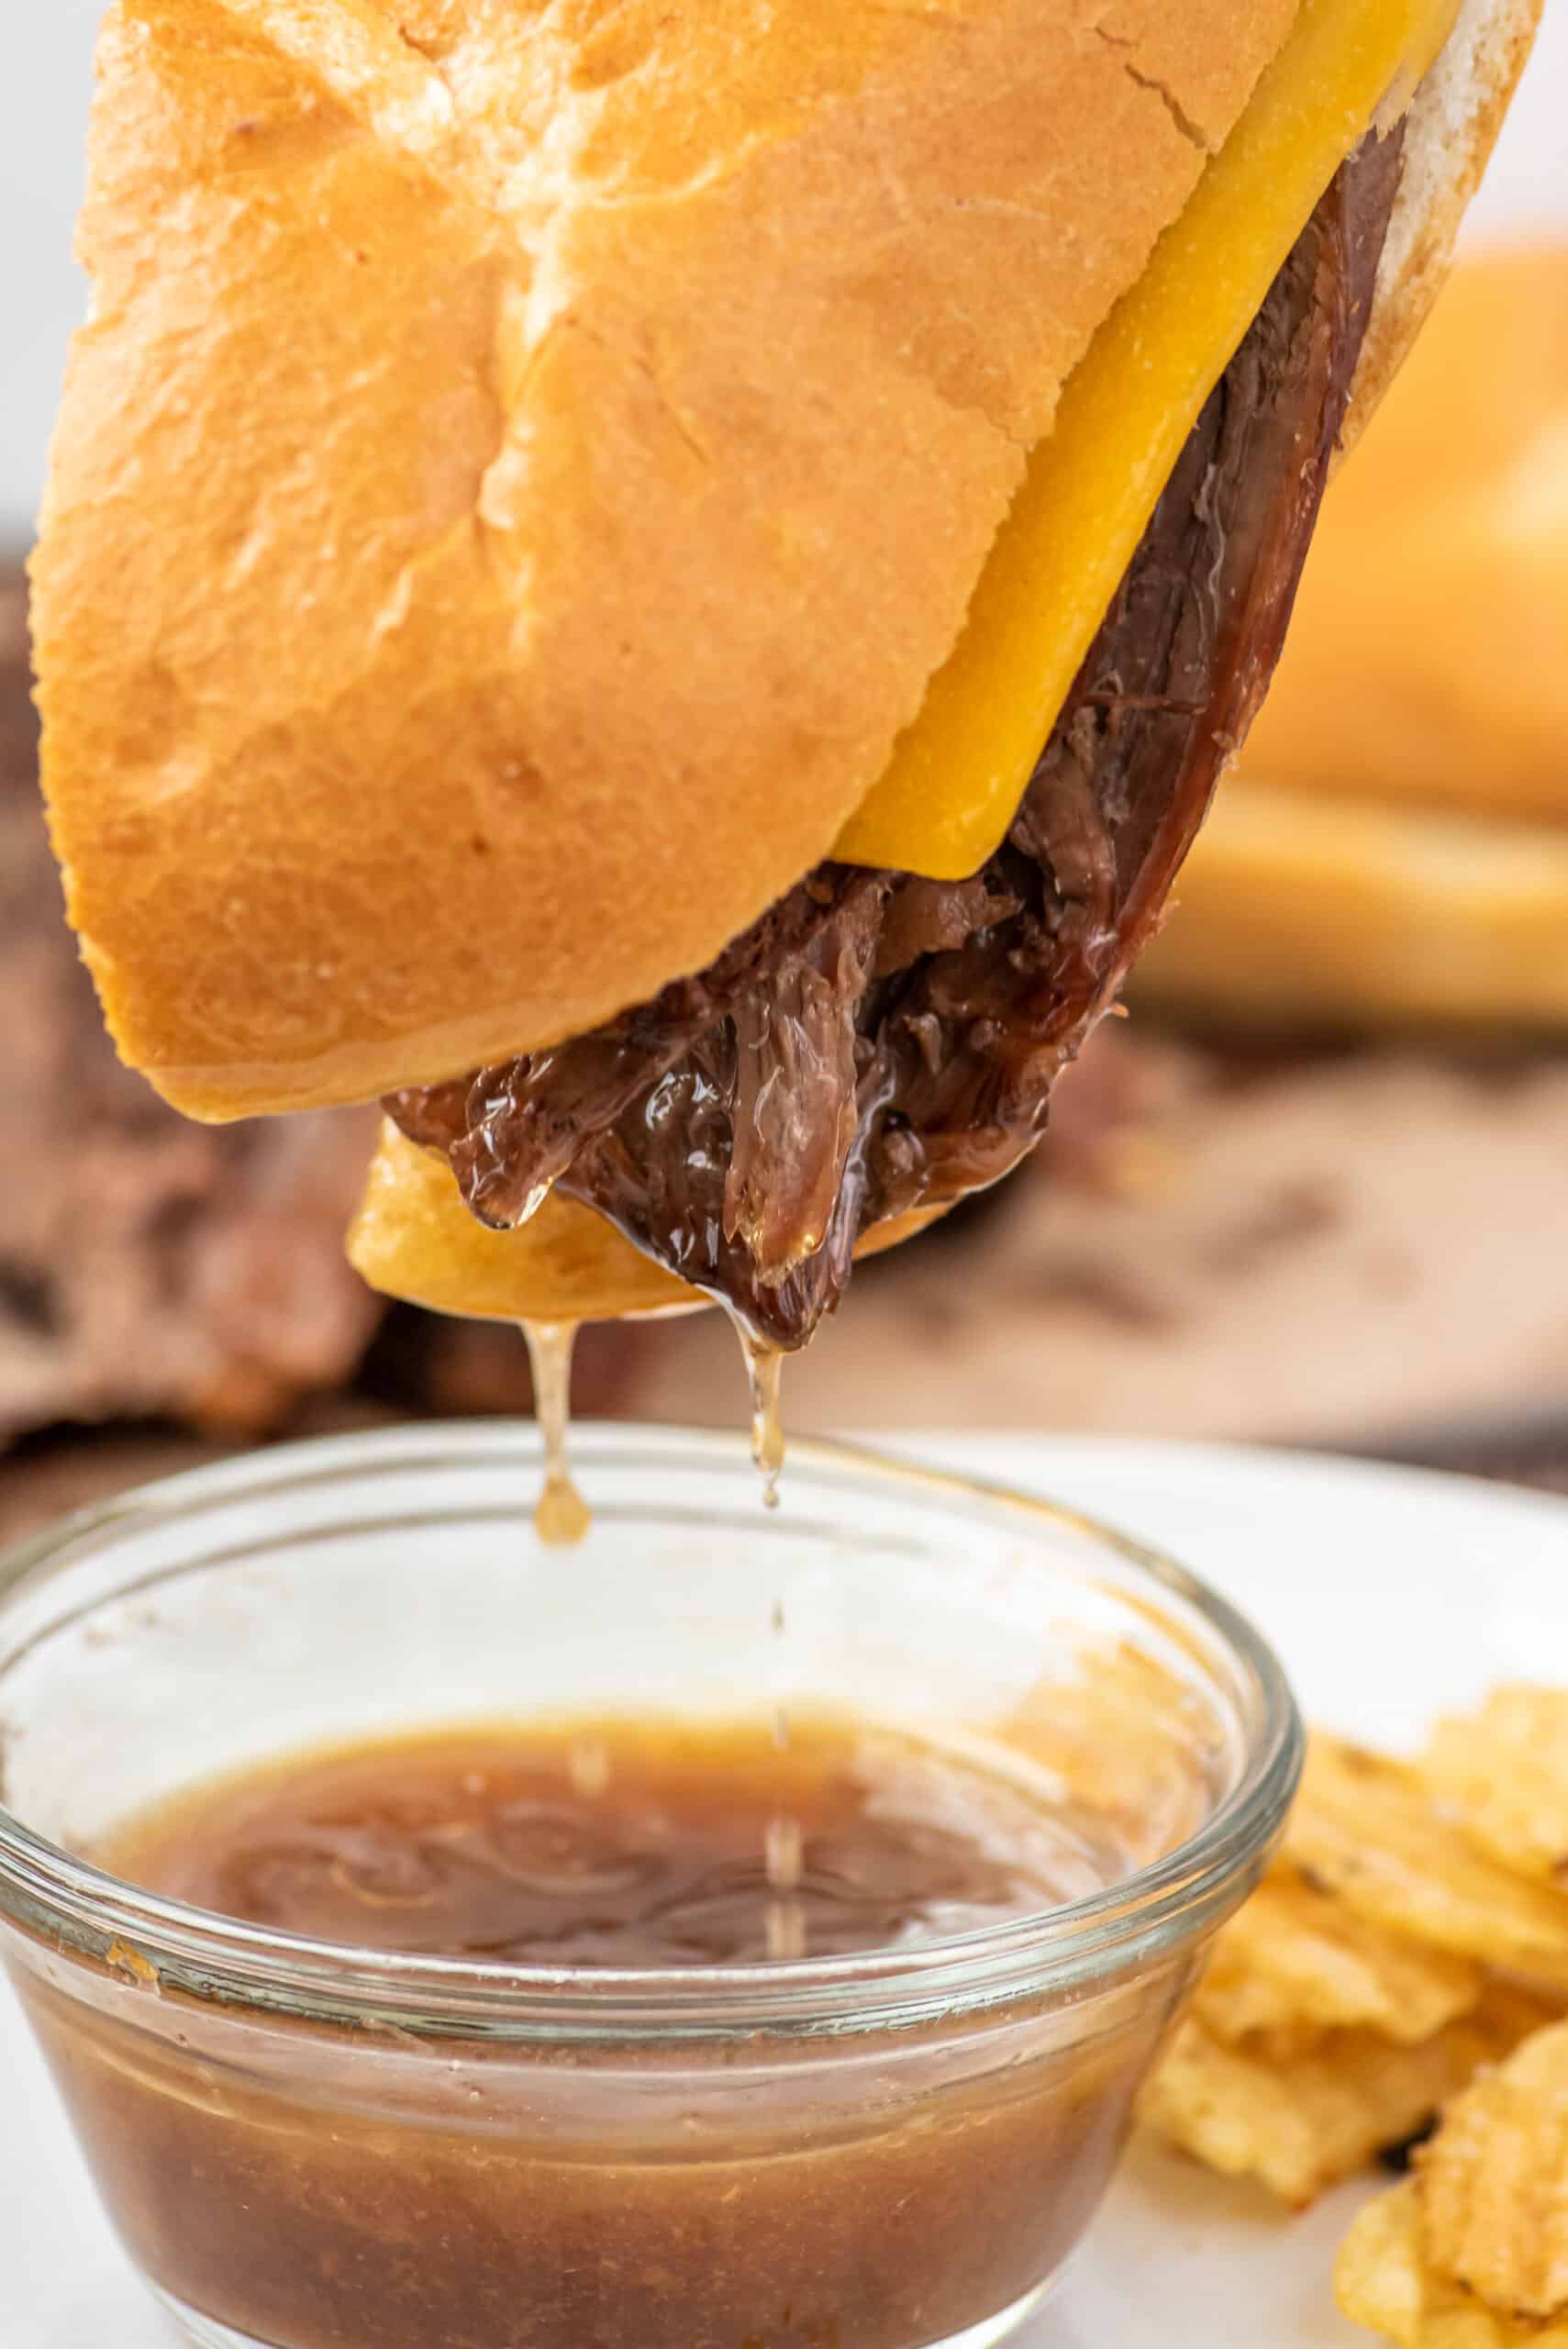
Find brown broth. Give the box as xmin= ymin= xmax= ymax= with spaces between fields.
xmin=17 ymin=1709 xmax=1209 ymax=2349
xmin=99 ymin=1712 xmax=1133 ymax=1965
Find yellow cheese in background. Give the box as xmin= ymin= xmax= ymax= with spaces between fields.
xmin=835 ymin=0 xmax=1459 ymax=881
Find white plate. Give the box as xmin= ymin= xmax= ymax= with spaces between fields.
xmin=4 ymin=1434 xmax=1566 ymax=2347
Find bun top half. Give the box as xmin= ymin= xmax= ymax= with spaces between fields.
xmin=33 ymin=0 xmax=1301 ymax=1119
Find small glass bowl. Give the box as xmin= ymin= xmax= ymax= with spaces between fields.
xmin=0 ymin=1425 xmax=1300 ymax=2349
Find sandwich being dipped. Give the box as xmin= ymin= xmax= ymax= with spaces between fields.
xmin=32 ymin=0 xmax=1540 ymax=1351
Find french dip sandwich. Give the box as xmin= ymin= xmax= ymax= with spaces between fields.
xmin=33 ymin=0 xmax=1540 ymax=1344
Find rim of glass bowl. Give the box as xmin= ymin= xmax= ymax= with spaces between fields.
xmin=0 ymin=1424 xmax=1302 ymax=2043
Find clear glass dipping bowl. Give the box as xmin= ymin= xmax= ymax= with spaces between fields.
xmin=0 ymin=1425 xmax=1300 ymax=2349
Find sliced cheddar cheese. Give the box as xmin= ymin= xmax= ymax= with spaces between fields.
xmin=836 ymin=0 xmax=1459 ymax=879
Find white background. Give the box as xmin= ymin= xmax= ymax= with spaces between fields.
xmin=1 ymin=2 xmax=1565 ymax=540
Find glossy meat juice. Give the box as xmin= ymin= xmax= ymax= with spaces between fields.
xmin=520 ymin=1319 xmax=592 ymax=1546
xmin=98 ymin=1712 xmax=1137 ymax=1965
xmin=22 ymin=1709 xmax=1206 ymax=2349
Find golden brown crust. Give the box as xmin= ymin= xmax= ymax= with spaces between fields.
xmin=347 ymin=1123 xmax=943 ymax=1322
xmin=35 ymin=0 xmax=1296 ymax=1119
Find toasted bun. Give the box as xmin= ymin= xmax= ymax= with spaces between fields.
xmin=348 ymin=1129 xmax=698 ymax=1322
xmin=347 ymin=1124 xmax=943 ymax=1323
xmin=34 ymin=0 xmax=1305 ymax=1120
xmin=1138 ymin=239 xmax=1568 ymax=1031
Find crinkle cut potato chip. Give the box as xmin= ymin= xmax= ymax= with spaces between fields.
xmin=1288 ymin=1738 xmax=1568 ymax=1990
xmin=1425 ymin=1689 xmax=1568 ymax=1887
xmin=1139 ymin=1986 xmax=1556 ymax=2210
xmin=1418 ymin=2020 xmax=1568 ymax=2321
xmin=1337 ymin=2179 xmax=1568 ymax=2347
xmin=1194 ymin=1862 xmax=1485 ymax=2044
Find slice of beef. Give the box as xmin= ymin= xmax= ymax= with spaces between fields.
xmin=393 ymin=129 xmax=1404 ymax=1348
xmin=387 ymin=868 xmax=893 ymax=1230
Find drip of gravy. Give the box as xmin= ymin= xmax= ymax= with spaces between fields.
xmin=735 ymin=1322 xmax=786 ymax=1509
xmin=521 ymin=1311 xmax=787 ymax=1539
xmin=521 ymin=1320 xmax=592 ymax=1547
xmin=764 ymin=1592 xmax=799 ymax=1951
xmin=520 ymin=1309 xmax=796 ymax=1934
xmin=763 ymin=1808 xmax=806 ymax=1959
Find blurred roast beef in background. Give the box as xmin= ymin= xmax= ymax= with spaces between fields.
xmin=0 ymin=552 xmax=643 ymax=1541
xmin=0 ymin=568 xmax=383 ymax=1444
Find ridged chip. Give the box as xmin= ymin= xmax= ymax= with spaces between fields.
xmin=1424 ymin=1689 xmax=1568 ymax=1886
xmin=1418 ymin=2021 xmax=1568 ymax=2320
xmin=1195 ymin=1862 xmax=1484 ymax=2043
xmin=1337 ymin=2179 xmax=1568 ymax=2347
xmin=1338 ymin=2184 xmax=1438 ymax=2347
xmin=1287 ymin=1738 xmax=1568 ymax=1990
xmin=1140 ymin=1984 xmax=1554 ymax=2210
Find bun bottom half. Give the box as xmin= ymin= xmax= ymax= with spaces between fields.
xmin=349 ymin=1126 xmax=945 ymax=1325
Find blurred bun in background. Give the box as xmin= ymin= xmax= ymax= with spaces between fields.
xmin=0 ymin=574 xmax=381 ymax=1450
xmin=1135 ymin=246 xmax=1568 ymax=1030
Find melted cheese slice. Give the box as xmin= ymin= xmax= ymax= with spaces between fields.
xmin=834 ymin=0 xmax=1459 ymax=880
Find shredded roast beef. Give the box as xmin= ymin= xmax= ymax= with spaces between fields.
xmin=391 ymin=130 xmax=1405 ymax=1348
